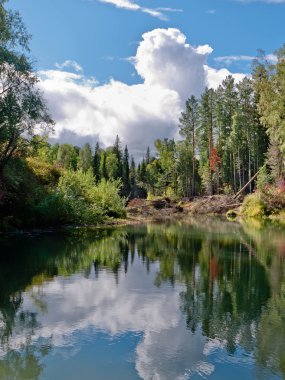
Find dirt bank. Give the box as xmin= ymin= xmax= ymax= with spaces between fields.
xmin=126 ymin=196 xmax=242 ymax=222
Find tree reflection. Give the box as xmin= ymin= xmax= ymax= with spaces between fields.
xmin=0 ymin=219 xmax=284 ymax=378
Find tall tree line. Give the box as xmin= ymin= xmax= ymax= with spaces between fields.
xmin=135 ymin=75 xmax=270 ymax=198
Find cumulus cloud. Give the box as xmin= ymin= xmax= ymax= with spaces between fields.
xmin=134 ymin=28 xmax=213 ymax=99
xmin=38 ymin=28 xmax=245 ymax=158
xmin=205 ymin=65 xmax=246 ymax=89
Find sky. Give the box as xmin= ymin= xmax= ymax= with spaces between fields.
xmin=8 ymin=0 xmax=285 ymax=158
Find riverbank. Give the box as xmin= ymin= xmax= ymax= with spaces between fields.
xmin=1 ymin=193 xmax=284 ymax=236
xmin=126 ymin=195 xmax=242 ymax=222
xmin=126 ymin=194 xmax=285 ymax=224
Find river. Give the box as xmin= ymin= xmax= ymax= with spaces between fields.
xmin=0 ymin=218 xmax=284 ymax=379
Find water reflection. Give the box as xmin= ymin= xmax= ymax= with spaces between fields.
xmin=0 ymin=219 xmax=284 ymax=379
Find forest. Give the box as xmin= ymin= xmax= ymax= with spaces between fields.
xmin=0 ymin=0 xmax=285 ymax=230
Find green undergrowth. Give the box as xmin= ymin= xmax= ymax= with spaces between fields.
xmin=0 ymin=158 xmax=126 ymax=232
xmin=241 ymin=186 xmax=285 ymax=219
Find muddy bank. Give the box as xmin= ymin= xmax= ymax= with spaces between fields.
xmin=127 ymin=195 xmax=242 ymax=222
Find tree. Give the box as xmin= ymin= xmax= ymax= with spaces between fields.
xmin=100 ymin=150 xmax=108 ymax=180
xmin=0 ymin=0 xmax=53 ymax=202
xmin=122 ymin=145 xmax=130 ymax=197
xmin=253 ymin=47 xmax=285 ymax=182
xmin=215 ymin=76 xmax=238 ymax=191
xmin=129 ymin=156 xmax=136 ymax=199
xmin=154 ymin=138 xmax=177 ymax=196
xmin=106 ymin=150 xmax=119 ymax=179
xmin=56 ymin=144 xmax=78 ymax=170
xmin=198 ymin=88 xmax=216 ymax=194
xmin=179 ymin=96 xmax=199 ymax=195
xmin=77 ymin=143 xmax=92 ymax=173
xmin=145 ymin=146 xmax=151 ymax=165
xmin=93 ymin=141 xmax=101 ymax=183
xmin=112 ymin=134 xmax=122 ymax=179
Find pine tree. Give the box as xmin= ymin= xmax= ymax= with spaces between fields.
xmin=253 ymin=47 xmax=285 ymax=182
xmin=93 ymin=142 xmax=101 ymax=183
xmin=179 ymin=95 xmax=199 ymax=195
xmin=216 ymin=76 xmax=238 ymax=191
xmin=130 ymin=156 xmax=136 ymax=199
xmin=100 ymin=150 xmax=108 ymax=180
xmin=113 ymin=135 xmax=123 ymax=179
xmin=146 ymin=147 xmax=151 ymax=165
xmin=122 ymin=145 xmax=131 ymax=197
xmin=198 ymin=88 xmax=217 ymax=195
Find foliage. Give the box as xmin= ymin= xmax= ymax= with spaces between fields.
xmin=77 ymin=143 xmax=92 ymax=172
xmin=0 ymin=1 xmax=53 ymax=180
xmin=241 ymin=193 xmax=266 ymax=218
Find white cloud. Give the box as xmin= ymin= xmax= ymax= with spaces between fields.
xmin=55 ymin=60 xmax=83 ymax=73
xmin=0 ymin=262 xmax=222 ymax=379
xmin=206 ymin=66 xmax=246 ymax=89
xmin=134 ymin=28 xmax=213 ymax=99
xmin=215 ymin=54 xmax=277 ymax=66
xmin=97 ymin=0 xmax=176 ymax=20
xmin=38 ymin=28 xmax=245 ymax=158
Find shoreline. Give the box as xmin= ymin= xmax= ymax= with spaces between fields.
xmin=1 ymin=195 xmax=284 ymax=236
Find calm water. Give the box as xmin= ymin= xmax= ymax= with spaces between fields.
xmin=0 ymin=218 xmax=285 ymax=380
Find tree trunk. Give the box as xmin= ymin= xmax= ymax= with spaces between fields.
xmin=233 ymin=170 xmax=260 ymax=199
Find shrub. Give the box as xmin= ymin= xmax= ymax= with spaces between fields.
xmin=92 ymin=179 xmax=126 ymax=218
xmin=241 ymin=193 xmax=267 ymax=218
xmin=51 ymin=170 xmax=126 ymax=224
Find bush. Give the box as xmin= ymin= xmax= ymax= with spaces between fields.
xmin=40 ymin=170 xmax=127 ymax=225
xmin=36 ymin=192 xmax=71 ymax=225
xmin=92 ymin=179 xmax=126 ymax=218
xmin=241 ymin=193 xmax=267 ymax=218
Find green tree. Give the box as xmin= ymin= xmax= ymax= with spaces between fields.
xmin=122 ymin=145 xmax=130 ymax=197
xmin=106 ymin=150 xmax=119 ymax=179
xmin=129 ymin=156 xmax=136 ymax=199
xmin=215 ymin=76 xmax=238 ymax=191
xmin=100 ymin=150 xmax=108 ymax=180
xmin=179 ymin=95 xmax=199 ymax=196
xmin=253 ymin=47 xmax=285 ymax=182
xmin=56 ymin=144 xmax=78 ymax=170
xmin=77 ymin=143 xmax=92 ymax=173
xmin=198 ymin=88 xmax=217 ymax=194
xmin=93 ymin=141 xmax=101 ymax=183
xmin=0 ymin=1 xmax=53 ymax=201
xmin=112 ymin=135 xmax=123 ymax=179
xmin=154 ymin=138 xmax=177 ymax=196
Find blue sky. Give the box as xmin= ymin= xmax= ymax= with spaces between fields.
xmin=9 ymin=0 xmax=285 ymax=82
xmin=7 ymin=0 xmax=285 ymax=156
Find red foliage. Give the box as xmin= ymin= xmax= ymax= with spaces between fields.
xmin=209 ymin=148 xmax=221 ymax=172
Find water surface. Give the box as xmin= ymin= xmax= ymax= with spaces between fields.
xmin=0 ymin=218 xmax=285 ymax=379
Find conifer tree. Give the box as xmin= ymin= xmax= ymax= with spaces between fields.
xmin=179 ymin=95 xmax=199 ymax=195
xmin=93 ymin=142 xmax=101 ymax=183
xmin=113 ymin=135 xmax=123 ymax=179
xmin=122 ymin=145 xmax=131 ymax=197
xmin=100 ymin=150 xmax=108 ymax=180
xmin=130 ymin=156 xmax=136 ymax=199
